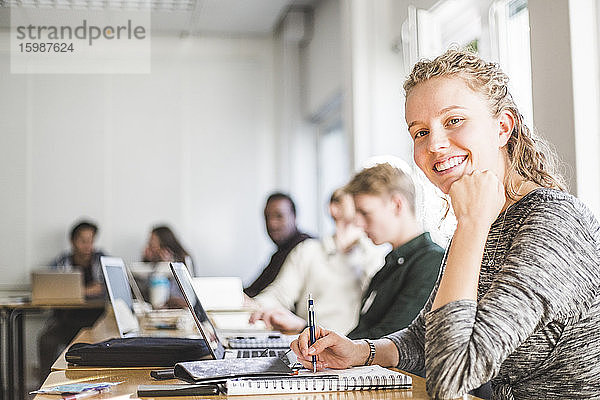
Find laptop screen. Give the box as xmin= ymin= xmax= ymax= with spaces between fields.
xmin=100 ymin=256 xmax=140 ymax=337
xmin=170 ymin=262 xmax=225 ymax=359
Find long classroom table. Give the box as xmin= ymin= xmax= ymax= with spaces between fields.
xmin=35 ymin=314 xmax=481 ymax=400
xmin=0 ymin=298 xmax=105 ymax=400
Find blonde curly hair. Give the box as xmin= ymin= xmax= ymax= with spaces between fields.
xmin=404 ymin=48 xmax=566 ymax=197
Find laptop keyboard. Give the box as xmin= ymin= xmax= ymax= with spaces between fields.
xmin=236 ymin=349 xmax=288 ymax=359
xmin=228 ymin=336 xmax=289 ymax=349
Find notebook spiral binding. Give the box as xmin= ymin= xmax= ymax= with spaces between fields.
xmin=227 ymin=374 xmax=411 ymax=394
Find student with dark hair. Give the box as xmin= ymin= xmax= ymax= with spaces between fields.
xmin=143 ymin=225 xmax=191 ymax=266
xmin=140 ymin=225 xmax=193 ymax=308
xmin=69 ymin=220 xmax=97 ymax=239
xmin=266 ymin=192 xmax=297 ymax=216
xmin=244 ymin=192 xmax=312 ymax=298
xmin=38 ymin=219 xmax=106 ymax=382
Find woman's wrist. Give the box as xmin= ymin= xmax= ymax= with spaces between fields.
xmin=374 ymin=338 xmax=399 ymax=367
xmin=456 ymin=215 xmax=493 ymax=230
xmin=351 ymin=339 xmax=371 ymax=366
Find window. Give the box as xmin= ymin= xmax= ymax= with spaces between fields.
xmin=316 ymin=117 xmax=350 ymax=235
xmin=402 ymin=0 xmax=533 ymax=125
xmin=490 ymin=0 xmax=533 ymax=126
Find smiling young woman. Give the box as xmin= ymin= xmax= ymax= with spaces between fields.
xmin=404 ymin=50 xmax=565 ymax=200
xmin=289 ymin=48 xmax=600 ymax=400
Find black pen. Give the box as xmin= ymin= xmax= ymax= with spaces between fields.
xmin=308 ymin=293 xmax=317 ymax=373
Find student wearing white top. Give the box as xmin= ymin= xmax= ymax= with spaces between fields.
xmin=249 ymin=188 xmax=384 ymax=334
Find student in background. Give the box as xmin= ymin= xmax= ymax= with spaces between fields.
xmin=249 ymin=187 xmax=384 ymax=334
xmin=291 ymin=48 xmax=600 ymax=399
xmin=143 ymin=225 xmax=192 ymax=268
xmin=38 ymin=219 xmax=106 ymax=381
xmin=244 ymin=192 xmax=312 ymax=298
xmin=141 ymin=225 xmax=192 ymax=308
xmin=50 ymin=220 xmax=106 ymax=298
xmin=344 ymin=163 xmax=444 ymax=339
xmin=252 ymin=165 xmax=443 ymax=339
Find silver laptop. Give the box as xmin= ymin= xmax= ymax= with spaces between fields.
xmin=170 ymin=262 xmax=295 ymax=364
xmin=31 ymin=268 xmax=85 ymax=304
xmin=101 ymin=256 xmax=196 ymax=338
xmin=100 ymin=257 xmax=144 ymax=337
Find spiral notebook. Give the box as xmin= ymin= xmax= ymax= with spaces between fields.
xmin=225 ymin=365 xmax=411 ymax=395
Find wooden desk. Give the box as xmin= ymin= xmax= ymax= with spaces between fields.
xmin=36 ymin=311 xmax=482 ymax=399
xmin=36 ymin=368 xmax=441 ymax=399
xmin=35 ymin=367 xmax=485 ymax=399
xmin=0 ymin=299 xmax=105 ymax=400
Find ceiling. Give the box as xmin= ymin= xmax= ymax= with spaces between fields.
xmin=0 ymin=0 xmax=316 ymax=35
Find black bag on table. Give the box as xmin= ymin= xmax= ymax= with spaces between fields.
xmin=65 ymin=337 xmax=210 ymax=367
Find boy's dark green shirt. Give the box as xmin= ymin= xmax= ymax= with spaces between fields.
xmin=347 ymin=232 xmax=444 ymax=339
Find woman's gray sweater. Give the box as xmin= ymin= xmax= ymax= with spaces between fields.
xmin=386 ymin=188 xmax=600 ymax=399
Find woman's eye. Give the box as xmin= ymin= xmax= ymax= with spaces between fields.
xmin=447 ymin=118 xmax=462 ymax=126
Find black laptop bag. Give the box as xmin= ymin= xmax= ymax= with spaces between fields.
xmin=65 ymin=337 xmax=210 ymax=367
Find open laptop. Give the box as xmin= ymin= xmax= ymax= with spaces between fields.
xmin=101 ymin=256 xmax=146 ymax=337
xmin=192 ymin=276 xmax=244 ymax=311
xmin=101 ymin=256 xmax=195 ymax=338
xmin=170 ymin=262 xmax=295 ymax=364
xmin=192 ymin=276 xmax=279 ymax=336
xmin=31 ymin=268 xmax=85 ymax=304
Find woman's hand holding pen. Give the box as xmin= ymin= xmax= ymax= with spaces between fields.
xmin=290 ymin=326 xmax=369 ymax=371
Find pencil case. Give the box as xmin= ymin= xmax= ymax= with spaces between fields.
xmin=65 ymin=337 xmax=211 ymax=367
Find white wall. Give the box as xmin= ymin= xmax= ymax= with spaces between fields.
xmin=569 ymin=0 xmax=600 ymax=218
xmin=357 ymin=0 xmax=413 ymax=164
xmin=529 ymin=0 xmax=600 ymax=218
xmin=271 ymin=10 xmax=319 ymax=235
xmin=340 ymin=0 xmax=420 ymax=170
xmin=301 ymin=0 xmax=415 ymax=171
xmin=303 ymin=0 xmax=343 ymax=118
xmin=528 ymin=0 xmax=577 ymax=193
xmin=0 ymin=34 xmax=280 ymax=289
